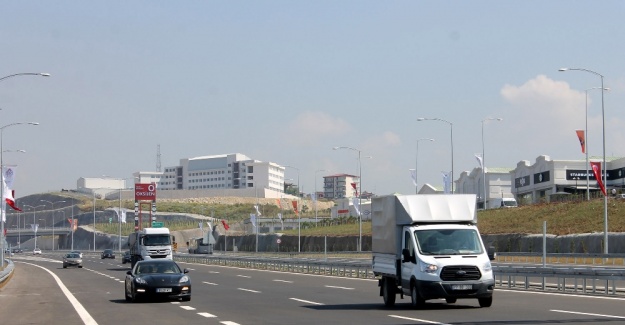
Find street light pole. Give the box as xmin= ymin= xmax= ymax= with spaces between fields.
xmin=284 ymin=165 xmax=300 ymax=252
xmin=415 ymin=138 xmax=435 ymax=194
xmin=481 ymin=118 xmax=503 ymax=208
xmin=40 ymin=199 xmax=66 ymax=251
xmin=560 ymin=67 xmax=608 ymax=254
xmin=314 ymin=169 xmax=326 ymax=225
xmin=0 ymin=122 xmax=39 ymax=268
xmin=333 ymin=146 xmax=363 ymax=251
xmin=24 ymin=204 xmax=44 ymax=250
xmin=583 ymin=87 xmax=609 ymax=201
xmin=417 ymin=118 xmax=454 ymax=193
xmin=0 ymin=72 xmax=50 ymax=82
xmin=93 ymin=191 xmax=96 ymax=251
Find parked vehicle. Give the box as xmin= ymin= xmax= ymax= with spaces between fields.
xmin=33 ymin=248 xmax=42 ymax=255
xmin=372 ymin=194 xmax=495 ymax=308
xmin=122 ymin=251 xmax=132 ymax=264
xmin=128 ymin=227 xmax=173 ymax=268
xmin=63 ymin=253 xmax=83 ymax=268
xmin=124 ymin=259 xmax=191 ymax=302
xmin=101 ymin=249 xmax=115 ymax=259
xmin=487 ymin=197 xmax=518 ymax=209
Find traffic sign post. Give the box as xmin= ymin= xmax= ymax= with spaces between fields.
xmin=152 ymin=222 xmax=164 ymax=228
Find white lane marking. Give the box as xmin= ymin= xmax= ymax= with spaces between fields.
xmin=237 ymin=275 xmax=251 ymax=278
xmin=198 ymin=312 xmax=217 ymax=318
xmin=273 ymin=279 xmax=293 ymax=283
xmin=238 ymin=288 xmax=260 ymax=293
xmin=325 ymin=285 xmax=354 ymax=290
xmin=180 ymin=306 xmax=196 ymax=310
xmin=203 ymin=281 xmax=218 ymax=285
xmin=20 ymin=262 xmax=98 ymax=325
xmin=551 ymin=309 xmax=625 ymax=319
xmin=209 ymin=271 xmax=220 ymax=274
xmin=389 ymin=315 xmax=450 ymax=324
xmin=221 ymin=322 xmax=241 ymax=325
xmin=289 ymin=298 xmax=324 ymax=305
xmin=496 ymin=288 xmax=625 ymax=301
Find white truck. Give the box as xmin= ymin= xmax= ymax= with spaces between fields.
xmin=127 ymin=227 xmax=173 ymax=268
xmin=372 ymin=194 xmax=495 ymax=308
xmin=488 ymin=197 xmax=518 ymax=209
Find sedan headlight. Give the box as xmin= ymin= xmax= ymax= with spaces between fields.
xmin=135 ymin=277 xmax=148 ymax=284
xmin=419 ymin=261 xmax=438 ymax=274
xmin=179 ymin=275 xmax=189 ymax=283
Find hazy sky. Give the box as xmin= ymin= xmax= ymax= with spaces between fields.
xmin=2 ymin=1 xmax=625 ymax=197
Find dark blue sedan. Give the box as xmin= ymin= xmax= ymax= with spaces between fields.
xmin=124 ymin=259 xmax=191 ymax=302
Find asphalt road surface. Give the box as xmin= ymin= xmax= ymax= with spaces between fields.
xmin=2 ymin=252 xmax=625 ymax=325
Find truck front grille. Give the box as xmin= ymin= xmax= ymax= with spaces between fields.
xmin=440 ymin=265 xmax=481 ymax=281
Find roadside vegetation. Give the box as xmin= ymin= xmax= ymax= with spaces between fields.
xmin=43 ymin=193 xmax=625 ymax=236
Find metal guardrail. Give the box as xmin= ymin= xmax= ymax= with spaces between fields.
xmin=176 ymin=253 xmax=625 ymax=296
xmin=496 ymin=252 xmax=625 ymax=266
xmin=0 ymin=259 xmax=15 ymax=285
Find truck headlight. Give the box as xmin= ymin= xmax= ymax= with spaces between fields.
xmin=419 ymin=262 xmax=438 ymax=274
xmin=483 ymin=261 xmax=492 ymax=272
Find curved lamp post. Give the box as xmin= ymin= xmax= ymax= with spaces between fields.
xmin=415 ymin=138 xmax=435 ymax=194
xmin=0 ymin=72 xmax=50 ymax=82
xmin=559 ymin=67 xmax=608 ymax=254
xmin=481 ymin=118 xmax=503 ymax=207
xmin=23 ymin=204 xmax=45 ymax=251
xmin=0 ymin=122 xmax=39 ymax=268
xmin=418 ymin=118 xmax=454 ymax=193
xmin=333 ymin=146 xmax=363 ymax=251
xmin=40 ymin=199 xmax=66 ymax=251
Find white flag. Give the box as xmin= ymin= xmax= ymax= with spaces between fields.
xmin=121 ymin=209 xmax=127 ymax=223
xmin=442 ymin=171 xmax=451 ymax=194
xmin=250 ymin=213 xmax=256 ymax=228
xmin=206 ymin=221 xmax=212 ymax=231
xmin=409 ymin=169 xmax=417 ymax=186
xmin=475 ymin=154 xmax=484 ymax=169
xmin=254 ymin=204 xmax=262 ymax=216
xmin=352 ymin=197 xmax=361 ymax=216
xmin=277 ymin=213 xmax=282 ymax=221
xmin=2 ymin=165 xmax=18 ymax=222
xmin=311 ymin=192 xmax=317 ymax=203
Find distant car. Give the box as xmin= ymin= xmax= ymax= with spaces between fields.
xmin=11 ymin=248 xmax=23 ymax=254
xmin=63 ymin=253 xmax=83 ymax=268
xmin=125 ymin=260 xmax=191 ymax=302
xmin=122 ymin=251 xmax=131 ymax=264
xmin=70 ymin=251 xmax=83 ymax=258
xmin=101 ymin=249 xmax=115 ymax=259
xmin=33 ymin=248 xmax=42 ymax=255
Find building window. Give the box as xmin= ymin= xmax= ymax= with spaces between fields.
xmin=248 ymin=166 xmax=254 ymax=173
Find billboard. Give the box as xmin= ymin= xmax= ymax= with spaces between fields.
xmin=134 ymin=183 xmax=157 ymax=201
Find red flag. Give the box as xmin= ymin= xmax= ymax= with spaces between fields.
xmin=275 ymin=198 xmax=282 ymax=209
xmin=590 ymin=161 xmax=606 ymax=196
xmin=5 ymin=189 xmax=21 ymax=211
xmin=221 ymin=219 xmax=230 ymax=231
xmin=291 ymin=200 xmax=299 ymax=216
xmin=576 ymin=130 xmax=586 ymax=154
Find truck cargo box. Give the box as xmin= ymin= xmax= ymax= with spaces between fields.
xmin=372 ymin=194 xmax=477 ymax=256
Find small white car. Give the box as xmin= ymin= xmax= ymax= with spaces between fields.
xmin=33 ymin=248 xmax=42 ymax=255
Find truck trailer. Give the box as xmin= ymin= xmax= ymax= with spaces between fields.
xmin=372 ymin=194 xmax=495 ymax=308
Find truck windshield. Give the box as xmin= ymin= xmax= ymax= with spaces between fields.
xmin=142 ymin=235 xmax=171 ymax=246
xmin=415 ymin=229 xmax=483 ymax=255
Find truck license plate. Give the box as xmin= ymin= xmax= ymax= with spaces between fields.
xmin=156 ymin=288 xmax=172 ymax=293
xmin=451 ymin=284 xmax=472 ymax=290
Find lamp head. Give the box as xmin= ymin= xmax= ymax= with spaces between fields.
xmin=40 ymin=73 xmax=51 ymax=77
xmin=332 ymin=147 xmax=339 ymax=150
xmin=558 ymin=68 xmax=569 ymax=72
xmin=417 ymin=118 xmax=425 ymax=121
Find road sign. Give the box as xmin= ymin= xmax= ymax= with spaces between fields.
xmin=277 ymin=239 xmax=281 ymax=244
xmin=152 ymin=222 xmax=164 ymax=228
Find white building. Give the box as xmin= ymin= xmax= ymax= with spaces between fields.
xmin=323 ymin=174 xmax=360 ymax=199
xmin=456 ymin=167 xmax=514 ymax=209
xmin=76 ymin=177 xmax=126 ymax=198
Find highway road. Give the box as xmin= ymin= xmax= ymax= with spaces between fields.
xmin=2 ymin=253 xmax=625 ymax=325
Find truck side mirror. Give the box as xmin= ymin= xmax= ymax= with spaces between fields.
xmin=487 ymin=246 xmax=497 ymax=261
xmin=402 ymin=248 xmax=411 ymax=263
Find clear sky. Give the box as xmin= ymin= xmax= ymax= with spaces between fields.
xmin=1 ymin=1 xmax=625 ymax=197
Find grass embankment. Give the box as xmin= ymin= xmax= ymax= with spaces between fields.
xmin=63 ymin=192 xmax=625 ymax=236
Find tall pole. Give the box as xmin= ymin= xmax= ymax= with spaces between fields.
xmin=17 ymin=211 xmax=21 ymax=249
xmin=415 ymin=138 xmax=434 ymax=194
xmin=481 ymin=118 xmax=503 ymax=208
xmin=40 ymin=199 xmax=66 ymax=251
xmin=560 ymin=67 xmax=609 ymax=254
xmin=0 ymin=122 xmax=39 ymax=268
xmin=314 ymin=169 xmax=325 ymax=225
xmin=583 ymin=87 xmax=609 ymax=201
xmin=93 ymin=191 xmax=96 ymax=251
xmin=332 ymin=146 xmax=363 ymax=251
xmin=417 ymin=118 xmax=454 ymax=193
xmin=71 ymin=202 xmax=75 ymax=251
xmin=284 ymin=165 xmax=300 ymax=252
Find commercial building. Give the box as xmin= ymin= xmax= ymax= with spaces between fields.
xmin=323 ymin=174 xmax=360 ymax=199
xmin=456 ymin=167 xmax=514 ymax=209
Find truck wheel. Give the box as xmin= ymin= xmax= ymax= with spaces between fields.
xmin=445 ymin=298 xmax=457 ymax=304
xmin=478 ymin=297 xmax=492 ymax=307
xmin=382 ymin=278 xmax=396 ymax=307
xmin=410 ymin=283 xmax=425 ymax=309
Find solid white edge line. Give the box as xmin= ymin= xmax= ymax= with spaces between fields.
xmin=389 ymin=315 xmax=450 ymax=324
xmin=551 ymin=309 xmax=625 ymax=319
xmin=496 ymin=288 xmax=625 ymax=301
xmin=220 ymin=322 xmax=241 ymax=325
xmin=21 ymin=262 xmax=98 ymax=325
xmin=289 ymin=298 xmax=324 ymax=305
